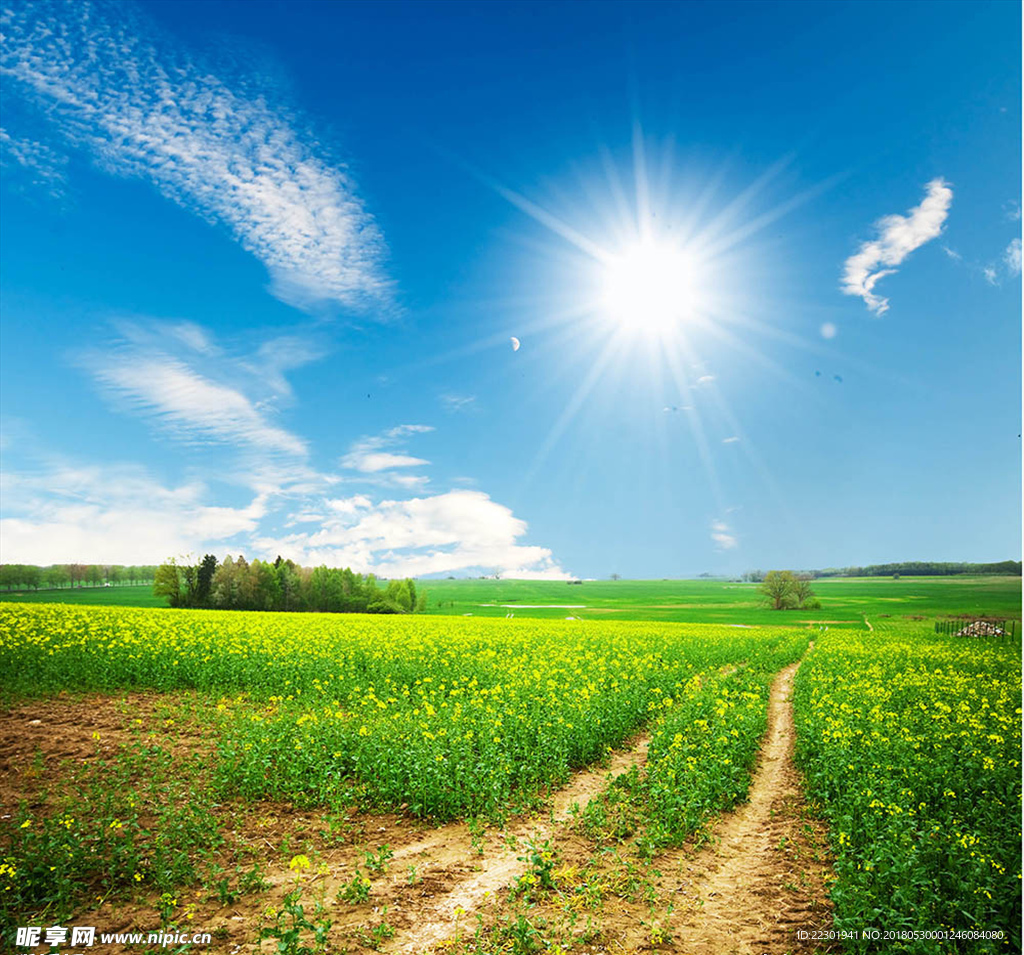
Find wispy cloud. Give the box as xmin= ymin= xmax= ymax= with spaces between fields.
xmin=341 ymin=425 xmax=433 ymax=474
xmin=80 ymin=321 xmax=310 ymax=457
xmin=983 ymin=266 xmax=998 ymax=286
xmin=1004 ymin=238 xmax=1022 ymax=277
xmin=710 ymin=519 xmax=737 ymax=550
xmin=0 ymin=1 xmax=392 ymax=312
xmin=841 ymin=178 xmax=953 ymax=315
xmin=722 ymin=436 xmax=740 ymax=444
xmin=440 ymin=393 xmax=477 ymax=413
xmin=0 ymin=126 xmax=68 ymax=196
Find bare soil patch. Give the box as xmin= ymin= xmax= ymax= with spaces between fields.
xmin=664 ymin=658 xmax=835 ymax=954
xmin=0 ymin=692 xmax=210 ymax=811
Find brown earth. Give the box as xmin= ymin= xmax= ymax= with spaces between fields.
xmin=660 ymin=657 xmax=835 ymax=954
xmin=2 ymin=657 xmax=833 ymax=954
xmin=0 ymin=692 xmax=213 ymax=811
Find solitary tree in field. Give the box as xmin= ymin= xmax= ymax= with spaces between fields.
xmin=759 ymin=570 xmax=797 ymax=610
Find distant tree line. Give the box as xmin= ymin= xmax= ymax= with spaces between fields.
xmin=0 ymin=564 xmax=158 ymax=591
xmin=153 ymin=554 xmax=428 ymax=615
xmin=742 ymin=560 xmax=1021 ymax=582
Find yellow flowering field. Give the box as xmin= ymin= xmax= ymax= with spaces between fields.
xmin=0 ymin=602 xmax=807 ymax=816
xmin=794 ymin=620 xmax=1021 ymax=952
xmin=0 ymin=602 xmax=810 ymax=923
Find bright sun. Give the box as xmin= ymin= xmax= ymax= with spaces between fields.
xmin=600 ymin=242 xmax=699 ymax=335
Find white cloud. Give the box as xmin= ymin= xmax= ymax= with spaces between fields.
xmin=0 ymin=1 xmax=391 ymax=312
xmin=983 ymin=266 xmax=998 ymax=286
xmin=440 ymin=393 xmax=477 ymax=413
xmin=77 ymin=320 xmax=324 ymax=462
xmin=1004 ymin=238 xmax=1022 ymax=277
xmin=1005 ymin=200 xmax=1021 ymax=222
xmin=696 ymin=375 xmax=715 ymax=385
xmin=341 ymin=425 xmax=433 ymax=474
xmin=722 ymin=436 xmax=740 ymax=444
xmin=710 ymin=520 xmax=737 ymax=550
xmin=348 ymin=452 xmax=430 ymax=473
xmin=0 ymin=463 xmax=266 ymax=564
xmin=819 ymin=322 xmax=838 ymax=339
xmin=87 ymin=352 xmax=307 ymax=456
xmin=498 ymin=566 xmax=575 ymax=581
xmin=254 ymin=489 xmax=570 ymax=579
xmin=0 ymin=126 xmax=68 ymax=196
xmin=1 ymin=451 xmax=569 ymax=577
xmin=942 ymin=245 xmax=962 ymax=261
xmin=841 ymin=178 xmax=953 ymax=315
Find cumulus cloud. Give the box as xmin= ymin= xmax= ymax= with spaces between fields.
xmin=841 ymin=179 xmax=953 ymax=315
xmin=341 ymin=425 xmax=433 ymax=474
xmin=0 ymin=462 xmax=266 ymax=564
xmin=710 ymin=520 xmax=737 ymax=550
xmin=0 ymin=0 xmax=391 ymax=312
xmin=1004 ymin=238 xmax=1022 ymax=277
xmin=253 ymin=489 xmax=571 ymax=579
xmin=1 ymin=454 xmax=570 ymax=578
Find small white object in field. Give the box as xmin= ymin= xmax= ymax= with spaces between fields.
xmin=510 ymin=336 xmax=520 ymax=351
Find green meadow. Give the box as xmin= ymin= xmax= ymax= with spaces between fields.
xmin=1 ymin=584 xmax=165 ymax=608
xmin=6 ymin=575 xmax=1019 ymax=628
xmin=423 ymin=575 xmax=1021 ymax=626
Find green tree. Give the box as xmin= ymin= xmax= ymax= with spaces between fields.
xmin=45 ymin=565 xmax=70 ymax=589
xmin=759 ymin=570 xmax=797 ymax=610
xmin=793 ymin=575 xmax=816 ymax=608
xmin=196 ymin=554 xmax=218 ymax=607
xmin=153 ymin=559 xmax=184 ymax=607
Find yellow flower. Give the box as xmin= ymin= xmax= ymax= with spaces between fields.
xmin=288 ymin=854 xmax=311 ymax=872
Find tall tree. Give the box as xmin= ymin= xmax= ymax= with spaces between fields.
xmin=196 ymin=554 xmax=218 ymax=607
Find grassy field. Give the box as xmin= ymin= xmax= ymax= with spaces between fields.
xmin=3 ymin=575 xmax=1020 ymax=626
xmin=0 ymin=584 xmax=164 ymax=607
xmin=424 ymin=575 xmax=1021 ymax=627
xmin=0 ymin=598 xmax=1019 ymax=952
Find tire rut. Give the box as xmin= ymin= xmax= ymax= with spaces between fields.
xmin=667 ymin=652 xmax=834 ymax=954
xmin=382 ymin=733 xmax=650 ymax=953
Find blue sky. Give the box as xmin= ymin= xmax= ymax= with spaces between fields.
xmin=0 ymin=0 xmax=1020 ymax=578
